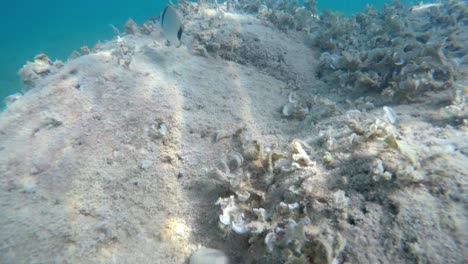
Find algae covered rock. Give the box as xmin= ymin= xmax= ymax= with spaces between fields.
xmin=18 ymin=54 xmax=53 ymax=90
xmin=314 ymin=0 xmax=467 ymax=102
xmin=124 ymin=18 xmax=138 ymax=35
xmin=17 ymin=53 xmax=68 ymax=92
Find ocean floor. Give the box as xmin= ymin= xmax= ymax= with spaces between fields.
xmin=0 ymin=1 xmax=467 ymax=263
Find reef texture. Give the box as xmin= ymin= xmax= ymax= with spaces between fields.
xmin=1 ymin=1 xmax=467 ymax=263
xmin=313 ymin=0 xmax=468 ymax=103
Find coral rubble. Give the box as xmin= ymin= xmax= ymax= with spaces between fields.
xmin=313 ymin=0 xmax=467 ymax=102
xmin=18 ymin=54 xmax=63 ymax=91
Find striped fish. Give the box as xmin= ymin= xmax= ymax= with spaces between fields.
xmin=161 ymin=4 xmax=184 ymax=47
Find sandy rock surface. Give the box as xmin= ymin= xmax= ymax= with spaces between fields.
xmin=1 ymin=2 xmax=467 ymax=263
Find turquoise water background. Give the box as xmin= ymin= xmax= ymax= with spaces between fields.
xmin=0 ymin=0 xmax=417 ymax=105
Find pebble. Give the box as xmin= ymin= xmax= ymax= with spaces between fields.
xmin=139 ymin=160 xmax=153 ymax=170
xmin=189 ymin=248 xmax=230 ymax=264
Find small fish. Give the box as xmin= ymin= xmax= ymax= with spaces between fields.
xmin=161 ymin=4 xmax=184 ymax=47
xmin=410 ymin=2 xmax=442 ymax=13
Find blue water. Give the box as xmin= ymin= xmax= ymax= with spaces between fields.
xmin=318 ymin=0 xmax=418 ymax=14
xmin=0 ymin=0 xmax=167 ymax=106
xmin=0 ymin=0 xmax=418 ymax=106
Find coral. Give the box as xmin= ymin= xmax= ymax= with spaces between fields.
xmin=238 ymin=0 xmax=262 ymax=14
xmin=208 ymin=130 xmax=346 ymax=263
xmin=139 ymin=20 xmax=156 ymax=35
xmin=80 ymin=46 xmax=90 ymax=55
xmin=111 ymin=36 xmax=135 ymax=68
xmin=124 ymin=18 xmax=138 ymax=35
xmin=306 ymin=96 xmax=340 ymax=122
xmin=68 ymin=51 xmax=81 ymax=60
xmin=303 ymin=0 xmax=318 ymax=13
xmin=281 ymin=92 xmax=340 ymax=122
xmin=282 ymin=92 xmax=309 ymax=120
xmin=291 ymin=140 xmax=313 ymax=168
xmin=179 ymin=0 xmax=198 ymax=15
xmin=334 ymin=105 xmax=435 ymax=191
xmin=18 ymin=53 xmax=62 ymax=91
xmin=313 ymin=0 xmax=468 ymax=102
xmin=432 ymin=83 xmax=468 ymax=126
xmin=256 ymin=0 xmax=319 ymax=31
xmin=226 ymin=0 xmax=238 ymax=12
xmin=147 ymin=121 xmax=168 ymax=141
xmin=92 ymin=40 xmax=104 ymax=53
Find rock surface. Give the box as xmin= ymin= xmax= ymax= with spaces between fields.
xmin=0 ymin=2 xmax=466 ymax=263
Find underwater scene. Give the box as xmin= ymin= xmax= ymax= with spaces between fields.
xmin=0 ymin=0 xmax=466 ymax=263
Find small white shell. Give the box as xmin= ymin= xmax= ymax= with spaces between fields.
xmin=139 ymin=160 xmax=153 ymax=170
xmin=288 ymin=92 xmax=298 ymax=103
xmin=393 ymin=51 xmax=405 ymax=65
xmin=235 ymin=190 xmax=250 ymax=202
xmin=231 ymin=220 xmax=249 ymax=235
xmin=282 ymin=102 xmax=294 ymax=117
xmin=383 ymin=106 xmax=397 ymax=124
xmin=215 ymin=160 xmax=230 ymax=174
xmin=226 ymin=151 xmax=244 ymax=171
xmin=394 ymin=59 xmax=405 ymax=66
xmin=258 ymin=4 xmax=269 ymax=15
xmin=264 ymin=232 xmax=277 ymax=252
xmin=287 ymin=202 xmax=300 ymax=210
xmin=219 ymin=212 xmax=231 ymax=226
xmin=159 ymin=123 xmax=168 ymax=136
xmin=229 ymin=177 xmax=241 ymax=189
xmin=279 ymin=202 xmax=288 ymax=210
xmin=291 ymin=140 xmax=312 ymax=166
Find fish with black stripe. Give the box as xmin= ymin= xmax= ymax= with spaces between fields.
xmin=160 ymin=3 xmax=184 ymax=47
